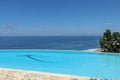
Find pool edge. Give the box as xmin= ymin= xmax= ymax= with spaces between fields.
xmin=0 ymin=68 xmax=97 ymax=80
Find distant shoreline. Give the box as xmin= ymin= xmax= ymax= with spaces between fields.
xmin=95 ymin=48 xmax=103 ymax=52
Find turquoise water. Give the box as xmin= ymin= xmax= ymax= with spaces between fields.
xmin=0 ymin=50 xmax=120 ymax=78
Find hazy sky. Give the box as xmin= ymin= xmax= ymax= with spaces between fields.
xmin=0 ymin=0 xmax=120 ymax=36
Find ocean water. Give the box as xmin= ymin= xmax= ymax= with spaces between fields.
xmin=0 ymin=36 xmax=100 ymax=50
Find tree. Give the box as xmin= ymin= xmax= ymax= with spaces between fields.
xmin=99 ymin=29 xmax=120 ymax=53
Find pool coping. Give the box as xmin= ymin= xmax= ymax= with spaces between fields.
xmin=0 ymin=68 xmax=100 ymax=80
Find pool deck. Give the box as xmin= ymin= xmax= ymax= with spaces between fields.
xmin=0 ymin=68 xmax=100 ymax=80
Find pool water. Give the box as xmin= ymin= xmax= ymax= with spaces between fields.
xmin=0 ymin=50 xmax=120 ymax=78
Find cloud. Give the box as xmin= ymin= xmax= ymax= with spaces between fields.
xmin=0 ymin=23 xmax=18 ymax=35
xmin=3 ymin=23 xmax=17 ymax=29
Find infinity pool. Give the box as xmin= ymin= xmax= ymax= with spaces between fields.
xmin=0 ymin=50 xmax=120 ymax=78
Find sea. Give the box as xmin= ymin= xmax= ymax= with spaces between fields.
xmin=0 ymin=36 xmax=100 ymax=50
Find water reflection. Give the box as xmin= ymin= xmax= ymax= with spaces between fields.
xmin=17 ymin=54 xmax=54 ymax=63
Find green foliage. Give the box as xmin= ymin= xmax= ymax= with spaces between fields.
xmin=99 ymin=29 xmax=120 ymax=53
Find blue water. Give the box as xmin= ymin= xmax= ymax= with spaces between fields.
xmin=0 ymin=36 xmax=119 ymax=78
xmin=0 ymin=50 xmax=120 ymax=78
xmin=0 ymin=36 xmax=100 ymax=50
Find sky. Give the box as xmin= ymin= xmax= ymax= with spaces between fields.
xmin=0 ymin=0 xmax=120 ymax=36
